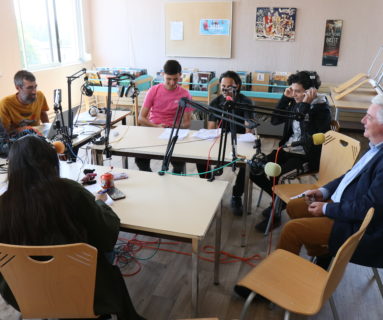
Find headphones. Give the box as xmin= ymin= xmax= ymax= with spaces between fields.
xmin=88 ymin=106 xmax=106 ymax=116
xmin=81 ymin=76 xmax=93 ymax=97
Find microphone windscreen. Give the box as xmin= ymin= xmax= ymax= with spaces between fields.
xmin=312 ymin=133 xmax=326 ymax=145
xmin=53 ymin=141 xmax=65 ymax=154
xmin=264 ymin=162 xmax=281 ymax=177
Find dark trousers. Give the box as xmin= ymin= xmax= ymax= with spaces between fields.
xmin=196 ymin=163 xmax=245 ymax=197
xmin=249 ymin=149 xmax=309 ymax=197
xmin=135 ymin=157 xmax=185 ymax=174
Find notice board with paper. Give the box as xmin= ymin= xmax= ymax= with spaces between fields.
xmin=165 ymin=1 xmax=232 ymax=58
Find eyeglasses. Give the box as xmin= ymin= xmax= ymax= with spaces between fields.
xmin=22 ymin=85 xmax=38 ymax=91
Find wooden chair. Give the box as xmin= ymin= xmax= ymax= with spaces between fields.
xmin=272 ymin=130 xmax=360 ymax=205
xmin=237 ymin=208 xmax=375 ymax=320
xmin=0 ymin=243 xmax=98 ymax=319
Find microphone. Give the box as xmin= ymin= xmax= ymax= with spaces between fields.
xmin=54 ymin=89 xmax=61 ymax=108
xmin=264 ymin=162 xmax=282 ymax=177
xmin=52 ymin=140 xmax=65 ymax=154
xmin=282 ymin=133 xmax=325 ymax=148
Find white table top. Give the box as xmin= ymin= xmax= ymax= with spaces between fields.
xmin=60 ymin=162 xmax=228 ymax=240
xmin=90 ymin=125 xmax=257 ymax=163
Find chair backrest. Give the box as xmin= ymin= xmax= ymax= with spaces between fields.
xmin=317 ymin=130 xmax=361 ymax=186
xmin=0 ymin=242 xmax=97 ymax=319
xmin=322 ymin=208 xmax=375 ymax=303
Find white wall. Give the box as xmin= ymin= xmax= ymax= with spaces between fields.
xmin=0 ymin=0 xmax=91 ymax=109
xmin=87 ymin=0 xmax=383 ymax=84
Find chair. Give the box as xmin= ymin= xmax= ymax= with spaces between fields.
xmin=272 ymin=130 xmax=361 ymax=206
xmin=237 ymin=208 xmax=375 ymax=320
xmin=254 ymin=123 xmax=341 ymax=212
xmin=0 ymin=243 xmax=98 ymax=319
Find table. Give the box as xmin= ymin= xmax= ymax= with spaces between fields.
xmin=330 ymin=87 xmax=375 ymax=121
xmin=89 ymin=125 xmax=258 ymax=247
xmin=59 ymin=162 xmax=228 ymax=316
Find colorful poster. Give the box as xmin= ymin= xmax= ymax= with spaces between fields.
xmin=199 ymin=19 xmax=230 ymax=35
xmin=255 ymin=7 xmax=297 ymax=41
xmin=322 ymin=20 xmax=343 ymax=66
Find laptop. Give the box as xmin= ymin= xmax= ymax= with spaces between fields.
xmin=47 ymin=106 xmax=80 ymax=140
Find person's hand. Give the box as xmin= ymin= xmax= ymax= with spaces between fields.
xmin=157 ymin=123 xmax=167 ymax=128
xmin=96 ymin=190 xmax=108 ymax=202
xmin=303 ymin=87 xmax=317 ymax=104
xmin=304 ymin=189 xmax=324 ymax=204
xmin=308 ymin=202 xmax=325 ymax=216
xmin=284 ymin=86 xmax=294 ymax=98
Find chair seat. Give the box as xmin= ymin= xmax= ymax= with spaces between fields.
xmin=272 ymin=183 xmax=319 ymax=204
xmin=238 ymin=249 xmax=328 ymax=315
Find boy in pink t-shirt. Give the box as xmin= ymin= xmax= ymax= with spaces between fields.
xmin=136 ymin=60 xmax=193 ymax=172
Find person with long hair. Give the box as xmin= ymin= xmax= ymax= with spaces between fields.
xmin=0 ymin=135 xmax=144 ymax=320
xmin=196 ymin=70 xmax=254 ymax=215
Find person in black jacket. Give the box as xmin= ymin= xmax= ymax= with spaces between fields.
xmin=253 ymin=71 xmax=331 ymax=232
xmin=196 ymin=71 xmax=254 ymax=216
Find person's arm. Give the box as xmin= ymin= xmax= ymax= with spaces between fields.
xmin=138 ymin=106 xmax=165 ymax=128
xmin=270 ymin=87 xmax=294 ymax=125
xmin=40 ymin=110 xmax=49 ymax=123
xmin=181 ymin=111 xmax=192 ymax=129
xmin=326 ymin=162 xmax=383 ymax=222
xmin=207 ymin=121 xmax=217 ymax=129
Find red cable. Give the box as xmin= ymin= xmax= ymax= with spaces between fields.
xmin=115 ymin=235 xmax=264 ymax=277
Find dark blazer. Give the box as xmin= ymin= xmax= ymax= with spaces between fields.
xmin=271 ymin=94 xmax=331 ymax=172
xmin=324 ymin=147 xmax=383 ymax=267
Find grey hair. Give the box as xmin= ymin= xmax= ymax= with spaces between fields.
xmin=14 ymin=70 xmax=36 ymax=88
xmin=372 ymin=95 xmax=383 ymax=124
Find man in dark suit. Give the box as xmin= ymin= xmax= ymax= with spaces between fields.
xmin=277 ymin=94 xmax=383 ymax=267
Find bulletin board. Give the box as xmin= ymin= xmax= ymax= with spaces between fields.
xmin=165 ymin=1 xmax=232 ymax=58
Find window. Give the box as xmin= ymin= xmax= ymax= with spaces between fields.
xmin=13 ymin=0 xmax=87 ymax=70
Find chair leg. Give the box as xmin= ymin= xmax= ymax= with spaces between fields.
xmin=283 ymin=310 xmax=290 ymax=320
xmin=329 ymin=296 xmax=340 ymax=320
xmin=256 ymin=189 xmax=263 ymax=207
xmin=264 ymin=196 xmax=282 ymax=236
xmin=372 ymin=267 xmax=383 ymax=299
xmin=239 ymin=291 xmax=257 ymax=320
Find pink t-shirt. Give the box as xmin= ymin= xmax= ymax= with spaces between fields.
xmin=143 ymin=83 xmax=193 ymax=127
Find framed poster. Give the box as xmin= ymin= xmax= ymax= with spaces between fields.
xmin=322 ymin=20 xmax=343 ymax=66
xmin=255 ymin=7 xmax=297 ymax=41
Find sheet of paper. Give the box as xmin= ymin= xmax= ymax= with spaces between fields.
xmin=158 ymin=128 xmax=189 ymax=140
xmin=170 ymin=21 xmax=183 ymax=40
xmin=192 ymin=128 xmax=221 ymax=140
xmin=238 ymin=133 xmax=256 ymax=142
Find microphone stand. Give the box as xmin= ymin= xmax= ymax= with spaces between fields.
xmin=159 ymin=97 xmax=305 ymax=181
xmin=66 ymin=68 xmax=87 ymax=162
xmin=95 ymin=73 xmax=135 ymax=159
xmin=159 ymin=98 xmax=258 ymax=180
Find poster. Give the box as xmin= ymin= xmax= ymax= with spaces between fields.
xmin=199 ymin=19 xmax=230 ymax=35
xmin=255 ymin=7 xmax=297 ymax=41
xmin=322 ymin=19 xmax=343 ymax=66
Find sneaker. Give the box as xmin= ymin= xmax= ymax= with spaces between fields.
xmin=262 ymin=206 xmax=272 ymax=218
xmin=231 ymin=196 xmax=243 ymax=216
xmin=315 ymin=254 xmax=333 ymax=270
xmin=234 ymin=285 xmax=269 ymax=302
xmin=255 ymin=215 xmax=281 ymax=233
xmin=234 ymin=284 xmax=252 ymax=299
xmin=262 ymin=203 xmax=287 ymax=218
